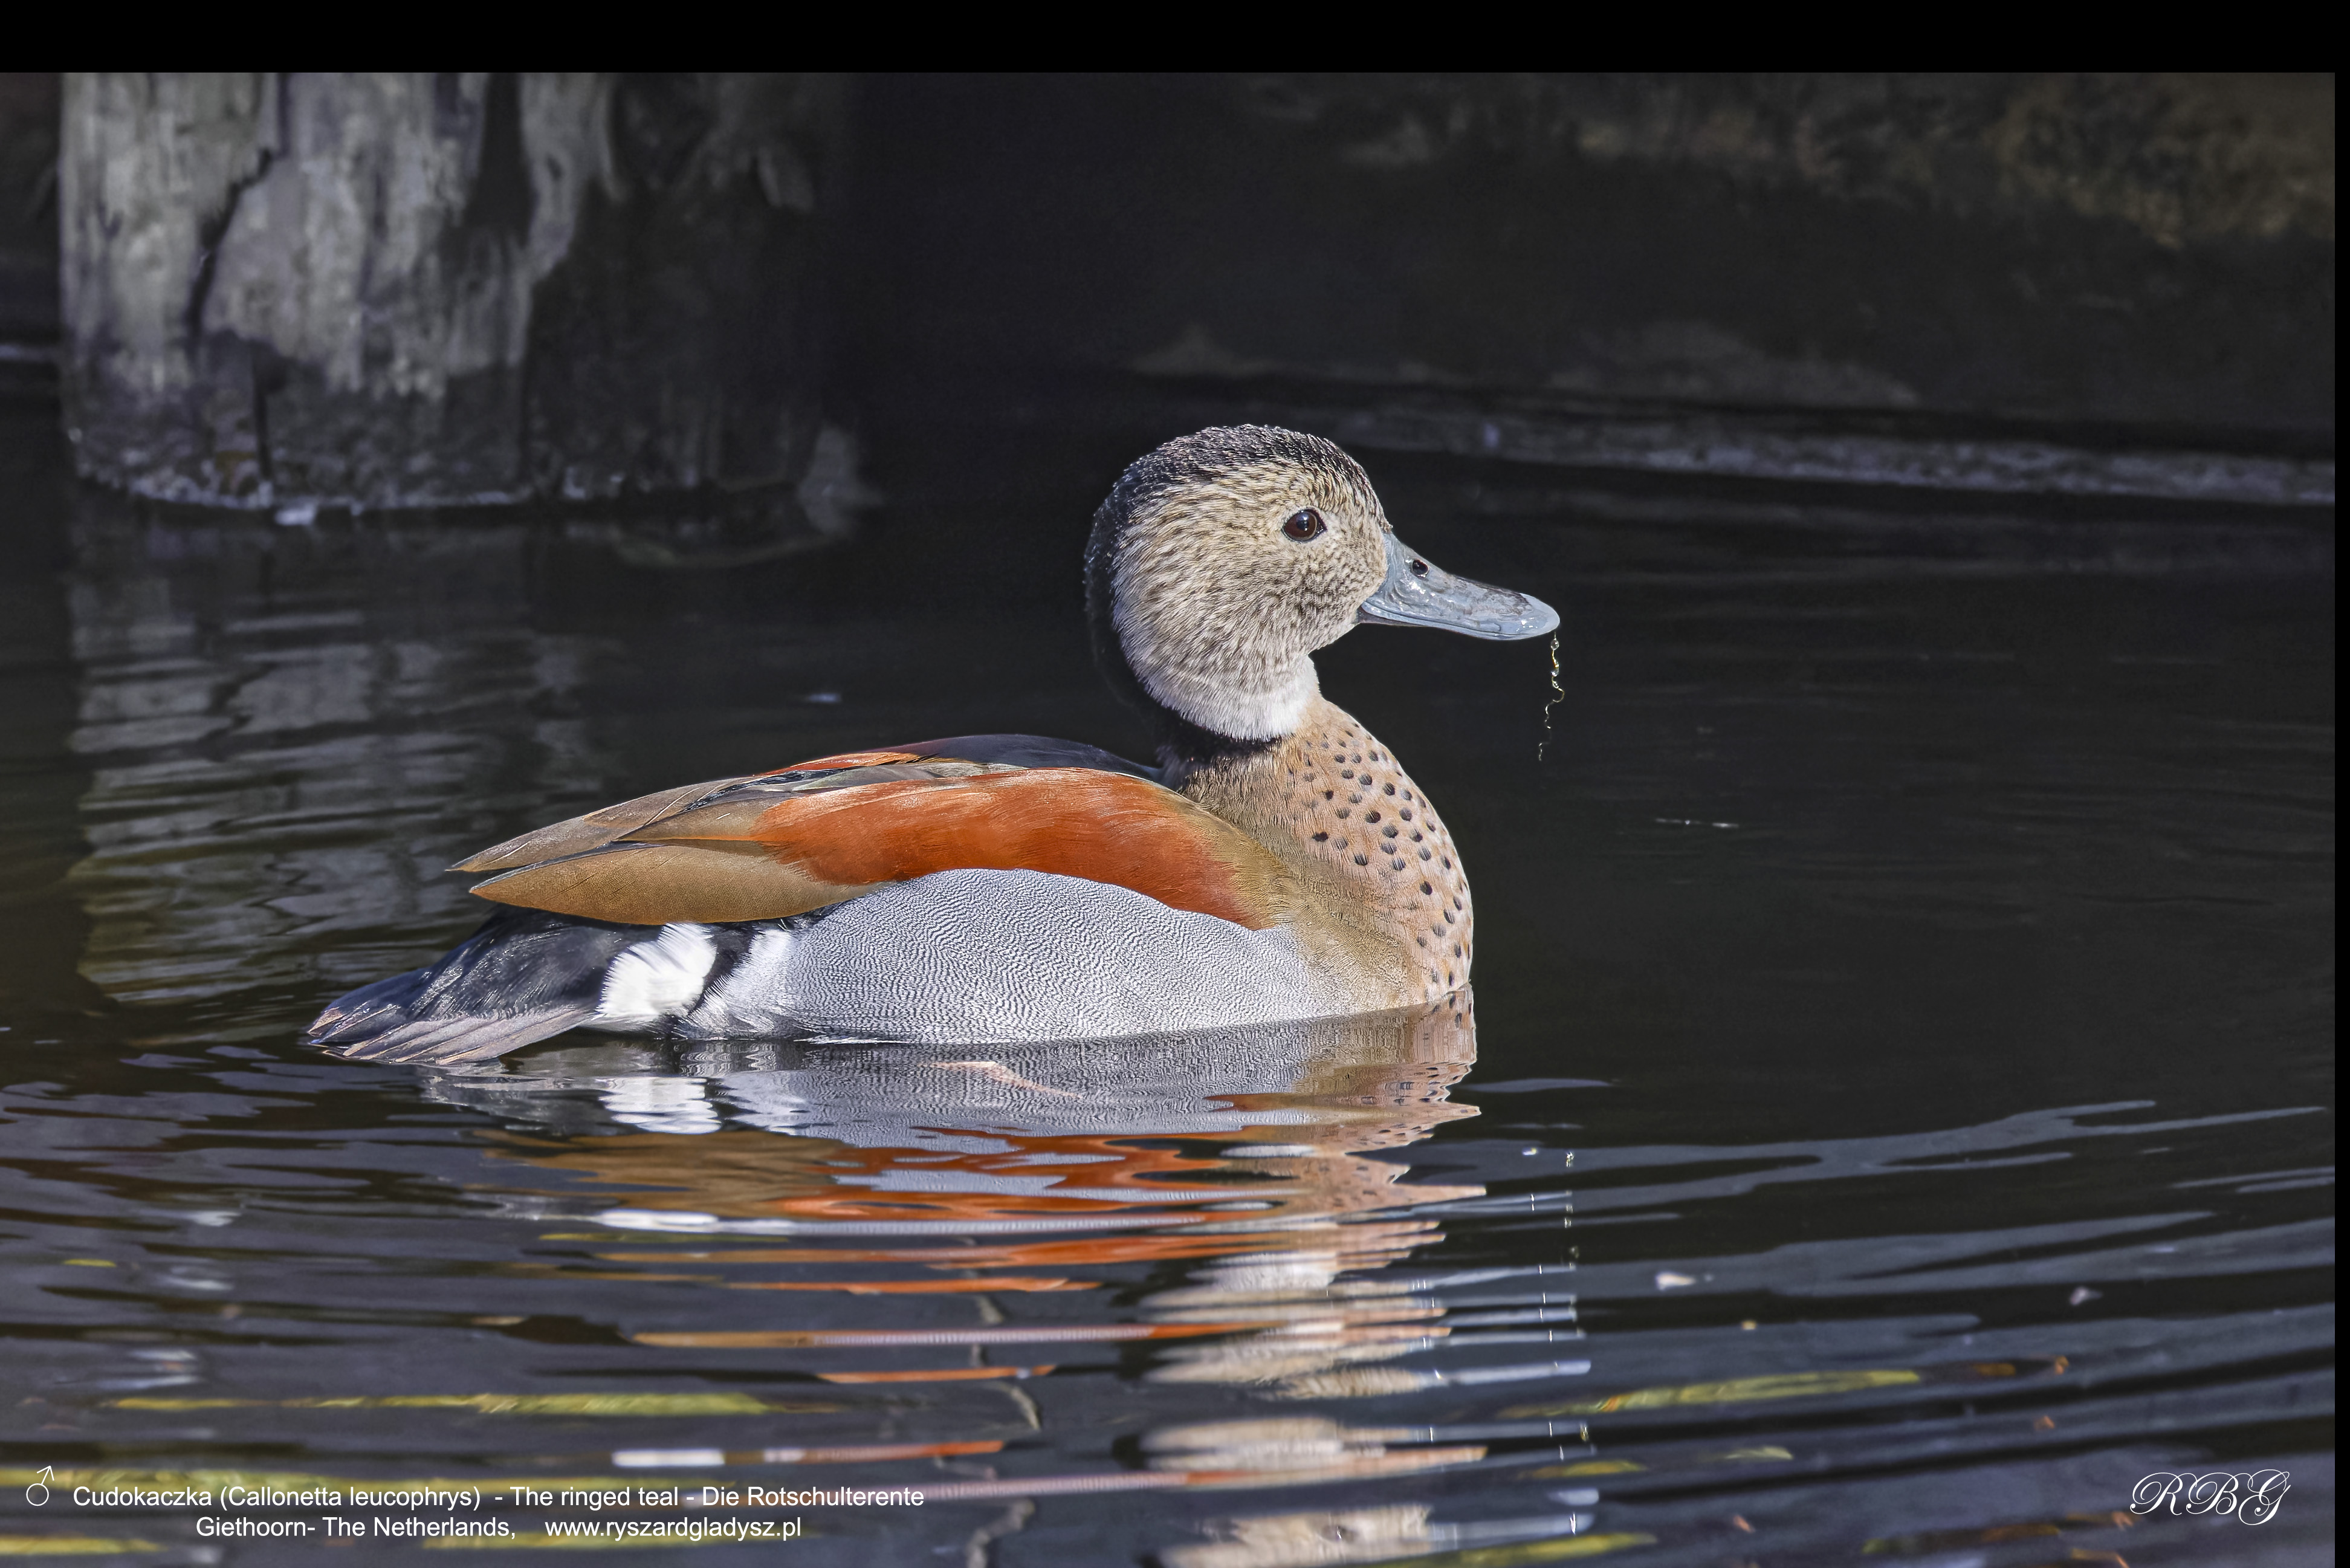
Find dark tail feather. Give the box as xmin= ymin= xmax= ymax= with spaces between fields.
xmin=314 ymin=1007 xmax=597 ymax=1064
xmin=306 ymin=909 xmax=647 ymax=1065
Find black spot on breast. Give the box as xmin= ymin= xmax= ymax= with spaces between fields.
xmin=1382 ymin=826 xmax=1398 ymax=838
xmin=1382 ymin=782 xmax=1396 ymax=795
xmin=1336 ymin=808 xmax=1350 ymax=818
xmin=1399 ymin=808 xmax=1412 ymax=821
xmin=1354 ymin=854 xmax=1369 ymax=866
xmin=1365 ymin=811 xmax=1381 ymax=823
xmin=1391 ymin=857 xmax=1406 ymax=870
xmin=1420 ymin=882 xmax=1432 ymax=895
xmin=1312 ymin=831 xmax=1329 ymax=842
xmin=1419 ymin=847 xmax=1432 ymax=860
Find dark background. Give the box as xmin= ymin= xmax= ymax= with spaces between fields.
xmin=4 ymin=73 xmax=2335 ymax=453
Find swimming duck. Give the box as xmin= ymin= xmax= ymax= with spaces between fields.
xmin=307 ymin=426 xmax=1556 ymax=1062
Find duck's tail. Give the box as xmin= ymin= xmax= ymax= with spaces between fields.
xmin=305 ymin=909 xmax=646 ymax=1064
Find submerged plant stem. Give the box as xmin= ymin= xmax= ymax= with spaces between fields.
xmin=1538 ymin=633 xmax=1563 ymax=760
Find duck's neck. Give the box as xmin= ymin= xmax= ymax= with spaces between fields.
xmin=1166 ymin=694 xmax=1475 ymax=999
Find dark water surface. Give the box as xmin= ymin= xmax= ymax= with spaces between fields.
xmin=0 ymin=391 xmax=2333 ymax=1564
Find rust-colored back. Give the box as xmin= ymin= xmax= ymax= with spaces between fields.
xmin=469 ymin=767 xmax=1294 ymax=930
xmin=748 ymin=770 xmax=1289 ymax=929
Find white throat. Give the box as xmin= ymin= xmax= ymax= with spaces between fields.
xmin=1131 ymin=651 xmax=1319 ymax=741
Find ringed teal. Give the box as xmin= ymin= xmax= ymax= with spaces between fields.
xmin=306 ymin=426 xmax=1556 ymax=1061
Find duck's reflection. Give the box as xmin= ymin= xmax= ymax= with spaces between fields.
xmin=433 ymin=996 xmax=1480 ymax=1387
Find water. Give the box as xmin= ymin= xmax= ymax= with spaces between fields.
xmin=0 ymin=387 xmax=2333 ymax=1564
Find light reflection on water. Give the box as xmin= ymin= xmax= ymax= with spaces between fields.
xmin=62 ymin=516 xmax=622 ymax=1006
xmin=0 ymin=405 xmax=2334 ymax=1564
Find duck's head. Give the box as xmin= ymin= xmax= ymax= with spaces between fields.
xmin=1086 ymin=426 xmax=1558 ymax=758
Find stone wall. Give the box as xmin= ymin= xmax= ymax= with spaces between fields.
xmin=57 ymin=73 xmax=840 ymax=516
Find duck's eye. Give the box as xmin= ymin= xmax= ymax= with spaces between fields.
xmin=1282 ymin=508 xmax=1326 ymax=541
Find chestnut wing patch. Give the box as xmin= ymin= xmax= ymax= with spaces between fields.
xmin=462 ymin=766 xmax=1293 ymax=930
xmin=452 ymin=736 xmax=1153 ymax=879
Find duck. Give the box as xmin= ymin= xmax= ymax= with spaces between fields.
xmin=306 ymin=426 xmax=1556 ymax=1063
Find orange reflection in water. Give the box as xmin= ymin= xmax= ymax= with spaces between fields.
xmin=470 ymin=997 xmax=1481 ymax=1382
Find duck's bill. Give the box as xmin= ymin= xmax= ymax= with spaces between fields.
xmin=1356 ymin=533 xmax=1559 ymax=640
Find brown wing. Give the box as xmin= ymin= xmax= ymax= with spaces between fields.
xmin=455 ymin=754 xmax=972 ymax=877
xmin=460 ymin=765 xmax=1297 ymax=930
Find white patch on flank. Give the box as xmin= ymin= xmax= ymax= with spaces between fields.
xmin=689 ymin=925 xmax=801 ymax=1034
xmin=595 ymin=924 xmax=719 ymax=1029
